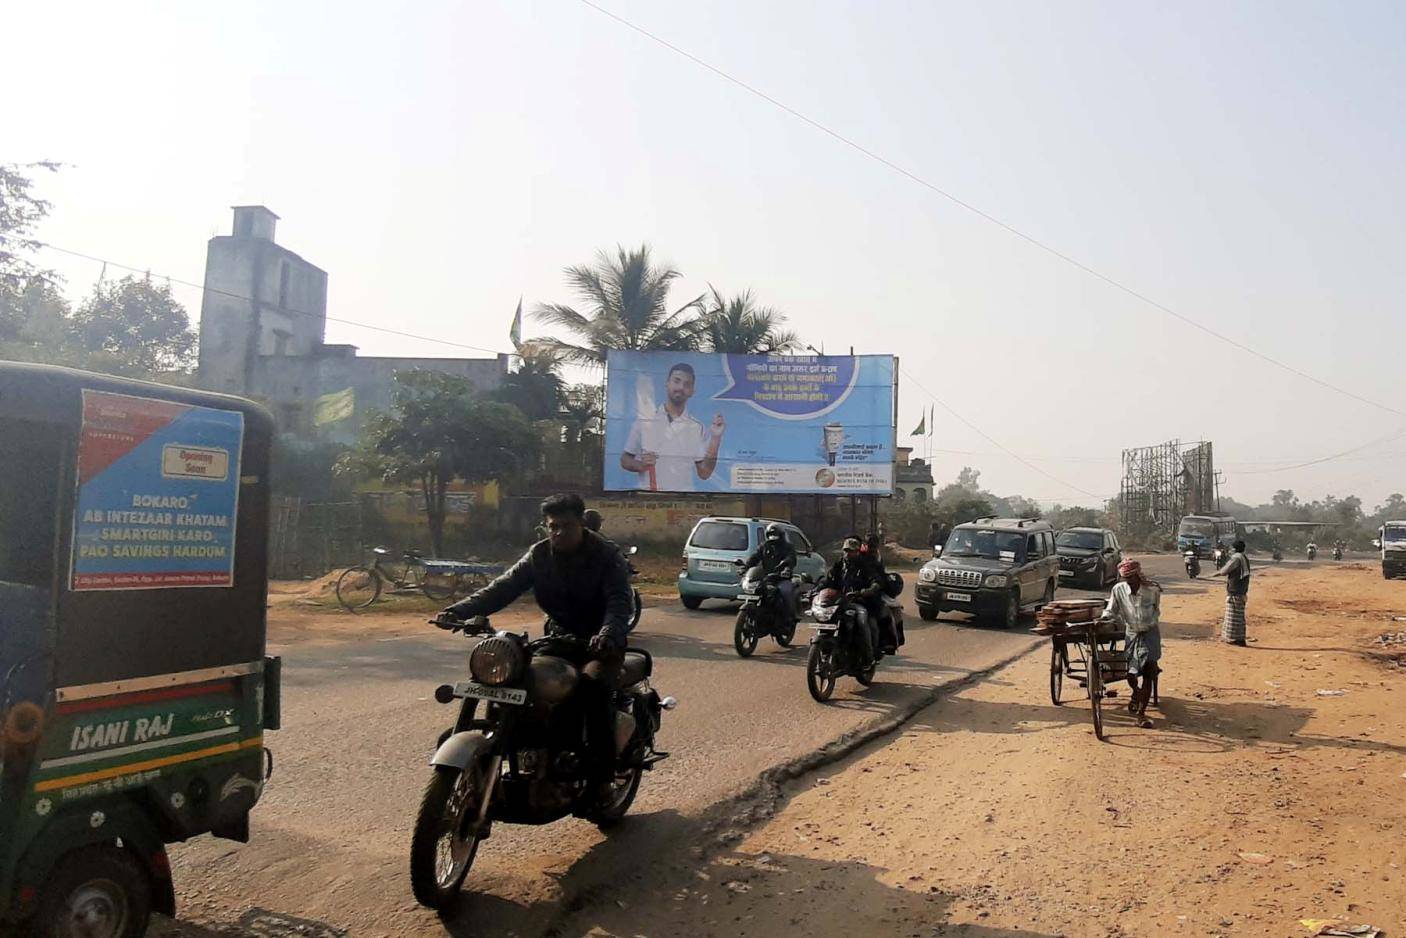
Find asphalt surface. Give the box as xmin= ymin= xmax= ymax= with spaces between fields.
xmin=155 ymin=552 xmax=1219 ymax=937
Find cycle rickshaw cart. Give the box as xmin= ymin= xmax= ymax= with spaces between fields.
xmin=0 ymin=363 xmax=281 ymax=936
xmin=1036 ymin=599 xmax=1157 ymax=741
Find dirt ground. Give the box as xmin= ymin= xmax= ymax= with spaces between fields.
xmin=563 ymin=562 xmax=1406 ymax=938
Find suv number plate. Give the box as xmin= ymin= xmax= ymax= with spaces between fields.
xmin=453 ymin=681 xmax=527 ymax=706
xmin=945 ymin=592 xmax=972 ymax=603
xmin=699 ymin=560 xmax=734 ymax=572
xmin=1059 ymin=569 xmax=1075 ymax=577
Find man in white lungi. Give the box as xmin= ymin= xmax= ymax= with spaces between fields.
xmin=620 ymin=363 xmax=725 ymax=492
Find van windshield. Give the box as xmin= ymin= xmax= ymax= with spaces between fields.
xmin=944 ymin=529 xmax=1026 ymax=560
xmin=690 ymin=521 xmax=749 ymax=551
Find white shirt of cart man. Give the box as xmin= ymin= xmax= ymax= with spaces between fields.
xmin=624 ymin=405 xmax=709 ymax=492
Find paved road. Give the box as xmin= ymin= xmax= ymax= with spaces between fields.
xmin=156 ymin=553 xmax=1207 ymax=937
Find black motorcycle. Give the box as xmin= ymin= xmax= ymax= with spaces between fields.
xmin=1183 ymin=546 xmax=1201 ymax=579
xmin=732 ymin=561 xmax=800 ymax=657
xmin=410 ymin=615 xmax=675 ymax=910
xmin=1332 ymin=544 xmax=1344 ymax=561
xmin=1272 ymin=545 xmax=1283 ymax=562
xmin=804 ymin=587 xmax=882 ymax=702
xmin=626 ymin=545 xmax=643 ymax=629
xmin=1212 ymin=544 xmax=1229 ymax=570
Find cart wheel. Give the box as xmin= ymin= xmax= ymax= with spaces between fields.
xmin=1086 ymin=637 xmax=1105 ymax=741
xmin=1151 ymin=671 xmax=1160 ymax=708
xmin=336 ymin=566 xmax=382 ymax=611
xmin=420 ymin=573 xmax=459 ymax=602
xmin=1049 ymin=645 xmax=1064 ymax=706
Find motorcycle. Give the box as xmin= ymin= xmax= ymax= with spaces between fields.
xmin=411 ymin=615 xmax=675 ymax=910
xmin=1272 ymin=545 xmax=1283 ymax=562
xmin=626 ymin=545 xmax=643 ymax=629
xmin=1183 ymin=548 xmax=1201 ymax=579
xmin=1211 ymin=544 xmax=1229 ymax=570
xmin=804 ymin=587 xmax=883 ymax=702
xmin=1332 ymin=544 xmax=1344 ymax=561
xmin=1307 ymin=543 xmax=1318 ymax=561
xmin=732 ymin=561 xmax=802 ymax=657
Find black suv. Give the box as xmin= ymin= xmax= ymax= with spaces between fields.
xmin=1055 ymin=527 xmax=1122 ymax=589
xmin=915 ymin=518 xmax=1060 ymax=628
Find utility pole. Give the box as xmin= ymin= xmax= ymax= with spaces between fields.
xmin=1214 ymin=470 xmax=1224 ymax=514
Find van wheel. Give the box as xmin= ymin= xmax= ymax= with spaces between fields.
xmin=34 ymin=845 xmax=152 ymax=938
xmin=681 ymin=595 xmax=703 ymax=610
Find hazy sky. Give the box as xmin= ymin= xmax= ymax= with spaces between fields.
xmin=10 ymin=0 xmax=1405 ymax=508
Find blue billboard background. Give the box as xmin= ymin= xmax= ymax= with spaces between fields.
xmin=604 ymin=352 xmax=895 ymax=495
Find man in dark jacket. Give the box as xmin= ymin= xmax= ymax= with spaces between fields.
xmin=825 ymin=537 xmax=883 ymax=666
xmin=439 ymin=493 xmax=634 ymax=797
xmin=742 ymin=523 xmax=799 ymax=625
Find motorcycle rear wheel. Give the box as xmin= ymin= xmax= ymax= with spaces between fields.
xmin=806 ymin=643 xmax=836 ymax=702
xmin=733 ymin=609 xmax=759 ymax=657
xmin=855 ymin=661 xmax=877 ymax=686
xmin=410 ymin=766 xmax=485 ymax=910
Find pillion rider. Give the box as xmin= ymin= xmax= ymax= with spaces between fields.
xmin=436 ymin=493 xmax=634 ymax=803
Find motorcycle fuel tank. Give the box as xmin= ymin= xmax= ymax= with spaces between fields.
xmin=528 ymin=655 xmax=579 ymax=705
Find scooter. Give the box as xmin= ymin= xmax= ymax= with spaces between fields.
xmin=1183 ymin=548 xmax=1201 ymax=579
xmin=1271 ymin=545 xmax=1283 ymax=562
xmin=1307 ymin=543 xmax=1318 ymax=561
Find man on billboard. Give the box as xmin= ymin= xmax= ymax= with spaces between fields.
xmin=620 ymin=362 xmax=725 ymax=492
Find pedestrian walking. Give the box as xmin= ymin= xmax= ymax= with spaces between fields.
xmin=1211 ymin=538 xmax=1252 ymax=646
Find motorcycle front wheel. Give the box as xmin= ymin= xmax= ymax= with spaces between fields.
xmin=410 ymin=765 xmax=487 ymax=910
xmin=733 ymin=609 xmax=760 ymax=657
xmin=806 ymin=642 xmax=836 ymax=701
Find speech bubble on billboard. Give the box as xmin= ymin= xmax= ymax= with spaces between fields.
xmin=713 ymin=354 xmax=859 ymax=420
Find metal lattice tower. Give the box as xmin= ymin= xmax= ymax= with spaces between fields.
xmin=1118 ymin=440 xmax=1216 ymax=539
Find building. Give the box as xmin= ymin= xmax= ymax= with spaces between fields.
xmin=196 ymin=206 xmax=509 ymax=442
xmin=894 ymin=446 xmax=935 ymax=502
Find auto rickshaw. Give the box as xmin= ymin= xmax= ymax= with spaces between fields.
xmin=0 ymin=363 xmax=280 ymax=936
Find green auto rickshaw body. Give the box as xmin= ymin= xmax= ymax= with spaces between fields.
xmin=0 ymin=362 xmax=279 ymax=927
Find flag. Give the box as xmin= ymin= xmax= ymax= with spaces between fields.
xmin=509 ymin=296 xmax=523 ymax=349
xmin=910 ymin=413 xmax=925 ymax=436
xmin=313 ymin=387 xmax=355 ymax=426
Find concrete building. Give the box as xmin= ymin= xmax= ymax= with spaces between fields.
xmin=197 ymin=206 xmax=509 ymax=442
xmin=894 ymin=446 xmax=935 ymax=502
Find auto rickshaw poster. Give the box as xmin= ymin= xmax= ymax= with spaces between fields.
xmin=69 ymin=389 xmax=244 ymax=590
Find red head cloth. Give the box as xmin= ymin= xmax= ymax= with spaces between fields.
xmin=1118 ymin=559 xmax=1142 ymax=578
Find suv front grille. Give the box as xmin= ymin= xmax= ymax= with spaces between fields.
xmin=936 ymin=569 xmax=983 ymax=588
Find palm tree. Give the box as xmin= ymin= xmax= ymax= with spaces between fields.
xmin=492 ymin=342 xmax=565 ymax=421
xmin=559 ymin=384 xmax=604 ymax=446
xmin=534 ymin=245 xmax=704 ymax=366
xmin=698 ymin=287 xmax=799 ymax=354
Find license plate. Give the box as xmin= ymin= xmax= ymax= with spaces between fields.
xmin=1059 ymin=570 xmax=1075 ymax=577
xmin=946 ymin=592 xmax=971 ymax=603
xmin=453 ymin=681 xmax=527 ymax=706
xmin=736 ymin=594 xmax=753 ymax=601
xmin=699 ymin=560 xmax=734 ymax=572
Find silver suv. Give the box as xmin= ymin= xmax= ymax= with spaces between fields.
xmin=677 ymin=517 xmax=827 ymax=610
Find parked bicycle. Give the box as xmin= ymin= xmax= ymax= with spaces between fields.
xmin=336 ymin=547 xmax=498 ymax=611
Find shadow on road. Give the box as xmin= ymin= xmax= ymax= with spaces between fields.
xmin=633 ymin=630 xmax=971 ymax=681
xmin=153 ymin=909 xmax=348 ymax=937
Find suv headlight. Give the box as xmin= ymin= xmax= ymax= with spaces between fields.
xmin=470 ymin=635 xmax=525 ymax=686
xmin=984 ymin=574 xmax=1009 ymax=588
xmin=919 ymin=567 xmax=937 ymax=583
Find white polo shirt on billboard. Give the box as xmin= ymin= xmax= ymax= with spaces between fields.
xmin=624 ymin=405 xmax=709 ymax=492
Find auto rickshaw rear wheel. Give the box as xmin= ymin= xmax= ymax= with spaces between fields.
xmin=32 ymin=845 xmax=150 ymax=938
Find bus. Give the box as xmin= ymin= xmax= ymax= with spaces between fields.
xmin=1177 ymin=515 xmax=1240 ymax=552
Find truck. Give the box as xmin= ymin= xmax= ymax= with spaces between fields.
xmin=1376 ymin=522 xmax=1406 ymax=579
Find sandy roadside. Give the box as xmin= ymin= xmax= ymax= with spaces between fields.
xmin=560 ymin=562 xmax=1406 ymax=938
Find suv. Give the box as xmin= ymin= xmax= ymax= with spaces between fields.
xmin=915 ymin=518 xmax=1060 ymax=628
xmin=678 ymin=517 xmax=828 ymax=609
xmin=1055 ymin=527 xmax=1122 ymax=589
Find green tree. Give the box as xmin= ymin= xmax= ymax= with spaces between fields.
xmin=338 ymin=370 xmax=539 ymax=556
xmin=70 ymin=276 xmax=196 ymax=377
xmin=0 ymin=279 xmax=77 ymax=363
xmin=534 ymin=244 xmax=704 ymax=366
xmin=1375 ymin=493 xmax=1406 ymax=522
xmin=1 ymin=161 xmax=59 ymax=293
xmin=492 ymin=343 xmax=565 ymax=421
xmin=698 ymin=287 xmax=799 ymax=354
xmin=955 ymin=466 xmax=982 ymax=491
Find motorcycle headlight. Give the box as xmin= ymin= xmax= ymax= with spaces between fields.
xmin=985 ymin=575 xmax=1008 ymax=588
xmin=919 ymin=567 xmax=937 ymax=583
xmin=470 ymin=635 xmax=525 ymax=686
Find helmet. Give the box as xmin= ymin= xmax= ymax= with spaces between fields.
xmin=764 ymin=523 xmax=784 ymax=541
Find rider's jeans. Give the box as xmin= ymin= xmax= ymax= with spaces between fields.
xmin=852 ymin=608 xmax=877 ymax=664
xmin=777 ymin=579 xmax=798 ymax=621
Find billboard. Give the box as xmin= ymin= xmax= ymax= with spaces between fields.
xmin=604 ymin=351 xmax=895 ymax=495
xmin=70 ymin=390 xmax=245 ymax=591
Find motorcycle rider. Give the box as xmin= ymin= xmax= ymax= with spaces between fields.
xmin=582 ymin=508 xmax=604 ymax=534
xmin=741 ymin=523 xmax=799 ymax=626
xmin=861 ymin=533 xmax=899 ymax=654
xmin=823 ymin=537 xmax=883 ymax=666
xmin=437 ymin=493 xmax=635 ymax=804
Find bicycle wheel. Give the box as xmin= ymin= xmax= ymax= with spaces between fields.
xmin=336 ymin=566 xmax=382 ymax=611
xmin=421 ymin=571 xmax=459 ymax=602
xmin=1049 ymin=642 xmax=1065 ymax=706
xmin=1086 ymin=636 xmax=1105 ymax=740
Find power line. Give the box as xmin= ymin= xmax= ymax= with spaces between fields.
xmin=898 ymin=366 xmax=1106 ymax=501
xmin=1223 ymin=424 xmax=1406 ymax=476
xmin=38 ymin=242 xmax=512 ymax=359
xmin=577 ymin=0 xmax=1405 ymax=421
